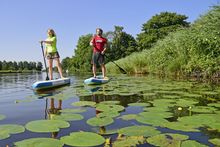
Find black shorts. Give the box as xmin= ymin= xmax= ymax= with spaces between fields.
xmin=47 ymin=52 xmax=60 ymax=59
xmin=92 ymin=52 xmax=105 ymax=65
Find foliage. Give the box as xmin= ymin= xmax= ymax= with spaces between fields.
xmin=107 ymin=5 xmax=220 ymax=77
xmin=137 ymin=12 xmax=189 ymax=51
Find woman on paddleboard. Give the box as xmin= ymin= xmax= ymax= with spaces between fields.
xmin=40 ymin=29 xmax=64 ymax=80
xmin=90 ymin=28 xmax=108 ymax=78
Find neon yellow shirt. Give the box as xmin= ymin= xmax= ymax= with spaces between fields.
xmin=45 ymin=36 xmax=57 ymax=53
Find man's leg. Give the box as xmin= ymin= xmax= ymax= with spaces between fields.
xmin=101 ymin=64 xmax=106 ymax=78
xmin=93 ymin=64 xmax=97 ymax=78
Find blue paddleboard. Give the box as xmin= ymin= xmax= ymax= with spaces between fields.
xmin=32 ymin=78 xmax=70 ymax=90
xmin=84 ymin=76 xmax=109 ymax=85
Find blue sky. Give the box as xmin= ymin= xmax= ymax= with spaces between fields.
xmin=0 ymin=0 xmax=218 ymax=62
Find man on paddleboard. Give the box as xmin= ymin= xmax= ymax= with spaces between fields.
xmin=90 ymin=28 xmax=108 ymax=78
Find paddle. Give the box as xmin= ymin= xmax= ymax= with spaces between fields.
xmin=40 ymin=42 xmax=49 ymax=80
xmin=104 ymin=54 xmax=127 ymax=74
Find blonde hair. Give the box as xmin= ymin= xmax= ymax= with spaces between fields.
xmin=47 ymin=29 xmax=56 ymax=37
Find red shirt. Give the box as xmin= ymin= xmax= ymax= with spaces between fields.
xmin=91 ymin=35 xmax=107 ymax=52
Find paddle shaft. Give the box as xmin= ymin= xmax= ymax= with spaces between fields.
xmin=40 ymin=43 xmax=49 ymax=80
xmin=104 ymin=54 xmax=127 ymax=74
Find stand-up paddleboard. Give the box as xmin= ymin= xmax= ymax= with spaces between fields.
xmin=84 ymin=76 xmax=109 ymax=85
xmin=32 ymin=78 xmax=70 ymax=90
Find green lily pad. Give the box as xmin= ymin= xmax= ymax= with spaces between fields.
xmin=161 ymin=122 xmax=200 ymax=132
xmin=0 ymin=114 xmax=5 ymax=120
xmin=118 ymin=114 xmax=137 ymax=120
xmin=181 ymin=140 xmax=208 ymax=147
xmin=175 ymin=99 xmax=198 ymax=107
xmin=178 ymin=114 xmax=220 ymax=128
xmin=53 ymin=113 xmax=84 ymax=121
xmin=147 ymin=133 xmax=189 ymax=146
xmin=97 ymin=111 xmax=120 ymax=118
xmin=0 ymin=124 xmax=25 ymax=140
xmin=143 ymin=106 xmax=170 ymax=112
xmin=190 ymin=106 xmax=217 ymax=113
xmin=59 ymin=108 xmax=86 ymax=113
xmin=182 ymin=93 xmax=203 ymax=98
xmin=60 ymin=132 xmax=105 ymax=147
xmin=14 ymin=138 xmax=64 ymax=147
xmin=71 ymin=101 xmax=96 ymax=107
xmin=139 ymin=111 xmax=173 ymax=118
xmin=113 ymin=136 xmax=145 ymax=147
xmin=118 ymin=125 xmax=160 ymax=137
xmin=87 ymin=117 xmax=114 ymax=127
xmin=150 ymin=99 xmax=176 ymax=107
xmin=128 ymin=102 xmax=151 ymax=107
xmin=93 ymin=127 xmax=117 ymax=135
xmin=25 ymin=120 xmax=70 ymax=133
xmin=96 ymin=104 xmax=124 ymax=112
xmin=136 ymin=115 xmax=169 ymax=126
xmin=208 ymin=103 xmax=220 ymax=108
xmin=209 ymin=138 xmax=220 ymax=146
xmin=99 ymin=101 xmax=120 ymax=105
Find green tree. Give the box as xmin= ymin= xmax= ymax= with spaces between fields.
xmin=69 ymin=34 xmax=93 ymax=72
xmin=107 ymin=26 xmax=137 ymax=61
xmin=137 ymin=12 xmax=190 ymax=51
xmin=36 ymin=62 xmax=43 ymax=71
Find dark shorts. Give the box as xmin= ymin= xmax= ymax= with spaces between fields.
xmin=92 ymin=52 xmax=105 ymax=65
xmin=47 ymin=52 xmax=60 ymax=59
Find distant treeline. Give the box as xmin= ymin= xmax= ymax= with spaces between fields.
xmin=0 ymin=60 xmax=43 ymax=71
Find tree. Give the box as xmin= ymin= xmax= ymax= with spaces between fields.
xmin=107 ymin=26 xmax=137 ymax=61
xmin=36 ymin=62 xmax=43 ymax=71
xmin=137 ymin=12 xmax=190 ymax=51
xmin=69 ymin=34 xmax=93 ymax=72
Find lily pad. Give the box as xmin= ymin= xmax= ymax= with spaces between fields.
xmin=136 ymin=115 xmax=169 ymax=126
xmin=52 ymin=113 xmax=84 ymax=121
xmin=175 ymin=99 xmax=198 ymax=107
xmin=97 ymin=111 xmax=120 ymax=118
xmin=14 ymin=138 xmax=64 ymax=147
xmin=87 ymin=117 xmax=114 ymax=127
xmin=161 ymin=122 xmax=200 ymax=132
xmin=0 ymin=114 xmax=5 ymax=120
xmin=139 ymin=111 xmax=173 ymax=118
xmin=113 ymin=136 xmax=145 ymax=147
xmin=99 ymin=101 xmax=120 ymax=105
xmin=96 ymin=104 xmax=124 ymax=112
xmin=190 ymin=106 xmax=217 ymax=113
xmin=60 ymin=132 xmax=105 ymax=147
xmin=0 ymin=124 xmax=25 ymax=140
xmin=143 ymin=106 xmax=170 ymax=112
xmin=25 ymin=120 xmax=70 ymax=133
xmin=209 ymin=138 xmax=220 ymax=146
xmin=71 ymin=101 xmax=96 ymax=107
xmin=118 ymin=114 xmax=137 ymax=120
xmin=181 ymin=140 xmax=208 ymax=147
xmin=208 ymin=103 xmax=220 ymax=108
xmin=128 ymin=102 xmax=151 ymax=107
xmin=118 ymin=125 xmax=160 ymax=137
xmin=147 ymin=133 xmax=189 ymax=146
xmin=59 ymin=108 xmax=86 ymax=113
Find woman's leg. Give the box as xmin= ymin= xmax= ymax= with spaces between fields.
xmin=92 ymin=64 xmax=97 ymax=78
xmin=48 ymin=59 xmax=53 ymax=80
xmin=55 ymin=58 xmax=64 ymax=78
